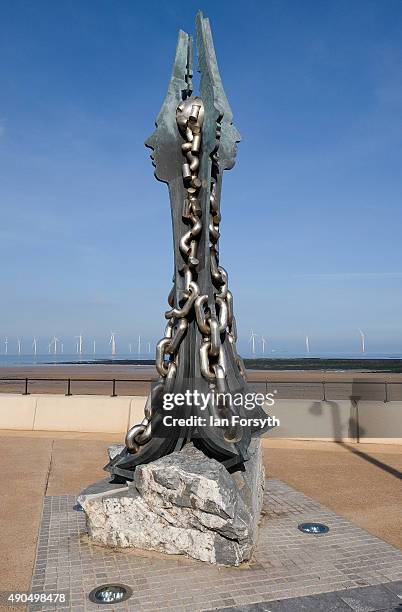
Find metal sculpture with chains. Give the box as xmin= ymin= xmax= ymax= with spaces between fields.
xmin=106 ymin=12 xmax=268 ymax=481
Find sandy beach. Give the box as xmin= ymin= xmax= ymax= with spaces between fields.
xmin=0 ymin=363 xmax=401 ymax=400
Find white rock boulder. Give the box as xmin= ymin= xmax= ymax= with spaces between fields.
xmin=78 ymin=440 xmax=265 ymax=566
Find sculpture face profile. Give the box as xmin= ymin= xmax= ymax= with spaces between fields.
xmin=105 ymin=12 xmax=269 ymax=481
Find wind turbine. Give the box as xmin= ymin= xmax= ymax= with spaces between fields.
xmin=17 ymin=338 xmax=22 ymax=356
xmin=249 ymin=330 xmax=258 ymax=356
xmin=358 ymin=328 xmax=366 ymax=353
xmin=129 ymin=343 xmax=132 ymax=354
xmin=109 ymin=332 xmax=116 ymax=356
xmin=93 ymin=339 xmax=96 ymax=355
xmin=75 ymin=333 xmax=83 ymax=356
xmin=138 ymin=335 xmax=141 ymax=355
xmin=147 ymin=341 xmax=151 ymax=354
xmin=4 ymin=337 xmax=8 ymax=355
xmin=261 ymin=336 xmax=267 ymax=355
xmin=60 ymin=342 xmax=64 ymax=354
xmin=32 ymin=337 xmax=38 ymax=356
xmin=305 ymin=335 xmax=310 ymax=354
xmin=51 ymin=336 xmax=59 ymax=355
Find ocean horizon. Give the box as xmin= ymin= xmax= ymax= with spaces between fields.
xmin=0 ymin=352 xmax=402 ymax=367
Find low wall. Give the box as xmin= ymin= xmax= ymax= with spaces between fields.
xmin=0 ymin=394 xmax=400 ymax=443
xmin=268 ymin=399 xmax=352 ymax=441
xmin=0 ymin=394 xmax=147 ymax=434
xmin=358 ymin=400 xmax=402 ymax=443
xmin=267 ymin=399 xmax=402 ymax=443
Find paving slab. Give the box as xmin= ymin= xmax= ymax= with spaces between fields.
xmin=208 ymin=582 xmax=402 ymax=610
xmin=1 ymin=433 xmax=402 ymax=604
xmin=28 ymin=479 xmax=402 ymax=611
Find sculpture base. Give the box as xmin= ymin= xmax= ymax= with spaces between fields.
xmin=78 ymin=439 xmax=264 ymax=566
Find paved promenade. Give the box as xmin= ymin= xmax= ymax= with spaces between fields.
xmin=28 ymin=480 xmax=402 ymax=611
xmin=1 ymin=432 xmax=401 ymax=610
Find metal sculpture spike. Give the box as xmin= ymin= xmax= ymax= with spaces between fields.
xmin=105 ymin=12 xmax=269 ymax=481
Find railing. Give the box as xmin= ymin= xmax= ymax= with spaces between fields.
xmin=0 ymin=377 xmax=153 ymax=397
xmin=252 ymin=380 xmax=400 ymax=402
xmin=0 ymin=377 xmax=400 ymax=401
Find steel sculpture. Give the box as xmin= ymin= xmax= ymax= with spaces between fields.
xmin=106 ymin=12 xmax=269 ymax=481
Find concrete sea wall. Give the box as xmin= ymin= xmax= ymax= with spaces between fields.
xmin=0 ymin=394 xmax=400 ymax=443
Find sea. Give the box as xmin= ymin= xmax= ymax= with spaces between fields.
xmin=0 ymin=354 xmax=154 ymax=367
xmin=0 ymin=352 xmax=401 ymax=367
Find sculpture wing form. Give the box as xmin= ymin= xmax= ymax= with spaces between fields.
xmin=196 ymin=11 xmax=241 ymax=171
xmin=145 ymin=30 xmax=192 ymax=183
xmin=105 ymin=14 xmax=271 ymax=482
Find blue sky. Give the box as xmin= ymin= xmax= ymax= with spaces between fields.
xmin=0 ymin=0 xmax=401 ymax=356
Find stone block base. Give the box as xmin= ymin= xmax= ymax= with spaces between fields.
xmin=78 ymin=439 xmax=264 ymax=566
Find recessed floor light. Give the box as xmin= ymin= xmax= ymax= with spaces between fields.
xmin=298 ymin=522 xmax=329 ymax=534
xmin=88 ymin=584 xmax=133 ymax=605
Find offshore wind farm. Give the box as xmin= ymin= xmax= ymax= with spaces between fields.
xmin=1 ymin=323 xmax=402 ymax=394
xmin=0 ymin=328 xmax=401 ymax=368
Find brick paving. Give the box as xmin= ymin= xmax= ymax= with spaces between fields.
xmin=209 ymin=582 xmax=402 ymax=611
xmin=28 ymin=479 xmax=402 ymax=611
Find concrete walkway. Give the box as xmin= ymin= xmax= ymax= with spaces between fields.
xmin=0 ymin=431 xmax=401 ymax=597
xmin=264 ymin=439 xmax=402 ymax=550
xmin=0 ymin=431 xmax=121 ymax=593
xmin=29 ymin=481 xmax=402 ymax=611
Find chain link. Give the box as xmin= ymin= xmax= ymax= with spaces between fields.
xmin=125 ymin=96 xmax=204 ymax=452
xmin=125 ymin=95 xmax=245 ymax=452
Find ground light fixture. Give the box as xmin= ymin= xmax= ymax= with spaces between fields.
xmin=88 ymin=584 xmax=133 ymax=605
xmin=298 ymin=522 xmax=329 ymax=534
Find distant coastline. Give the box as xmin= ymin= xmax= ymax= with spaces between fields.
xmin=1 ymin=355 xmax=402 ymax=372
xmin=56 ymin=359 xmax=155 ymax=366
xmin=244 ymin=358 xmax=402 ymax=372
xmin=54 ymin=357 xmax=402 ymax=372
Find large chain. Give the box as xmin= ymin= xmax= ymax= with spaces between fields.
xmin=125 ymin=97 xmax=245 ymax=452
xmin=195 ymin=163 xmax=246 ymax=392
